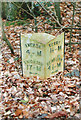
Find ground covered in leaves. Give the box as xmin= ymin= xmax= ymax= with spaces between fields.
xmin=0 ymin=2 xmax=81 ymax=120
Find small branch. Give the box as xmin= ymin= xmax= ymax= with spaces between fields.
xmin=49 ymin=27 xmax=81 ymax=30
xmin=11 ymin=2 xmax=36 ymax=20
xmin=26 ymin=3 xmax=38 ymax=32
xmin=27 ymin=4 xmax=33 ymax=14
xmin=69 ymin=2 xmax=76 ymax=51
xmin=48 ymin=8 xmax=58 ymax=21
xmin=65 ymin=42 xmax=81 ymax=45
xmin=2 ymin=23 xmax=14 ymax=55
xmin=55 ymin=24 xmax=69 ymax=37
xmin=37 ymin=2 xmax=62 ymax=27
xmin=33 ymin=19 xmax=43 ymax=28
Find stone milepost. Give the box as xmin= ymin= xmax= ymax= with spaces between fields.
xmin=21 ymin=33 xmax=64 ymax=79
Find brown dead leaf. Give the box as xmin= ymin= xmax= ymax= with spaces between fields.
xmin=19 ymin=114 xmax=23 ymax=118
xmin=23 ymin=110 xmax=29 ymax=118
xmin=49 ymin=111 xmax=67 ymax=119
xmin=68 ymin=84 xmax=76 ymax=88
xmin=15 ymin=109 xmax=22 ymax=116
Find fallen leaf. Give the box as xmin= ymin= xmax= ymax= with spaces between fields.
xmin=15 ymin=109 xmax=22 ymax=116
xmin=49 ymin=111 xmax=67 ymax=119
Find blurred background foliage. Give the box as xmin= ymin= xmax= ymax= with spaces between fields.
xmin=2 ymin=2 xmax=42 ymax=21
xmin=1 ymin=2 xmax=62 ymax=29
xmin=2 ymin=2 xmax=61 ymax=21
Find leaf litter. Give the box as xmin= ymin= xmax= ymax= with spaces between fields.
xmin=0 ymin=2 xmax=80 ymax=120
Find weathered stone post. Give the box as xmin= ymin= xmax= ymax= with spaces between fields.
xmin=20 ymin=33 xmax=64 ymax=79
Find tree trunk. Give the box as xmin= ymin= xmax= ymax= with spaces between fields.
xmin=2 ymin=22 xmax=14 ymax=55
